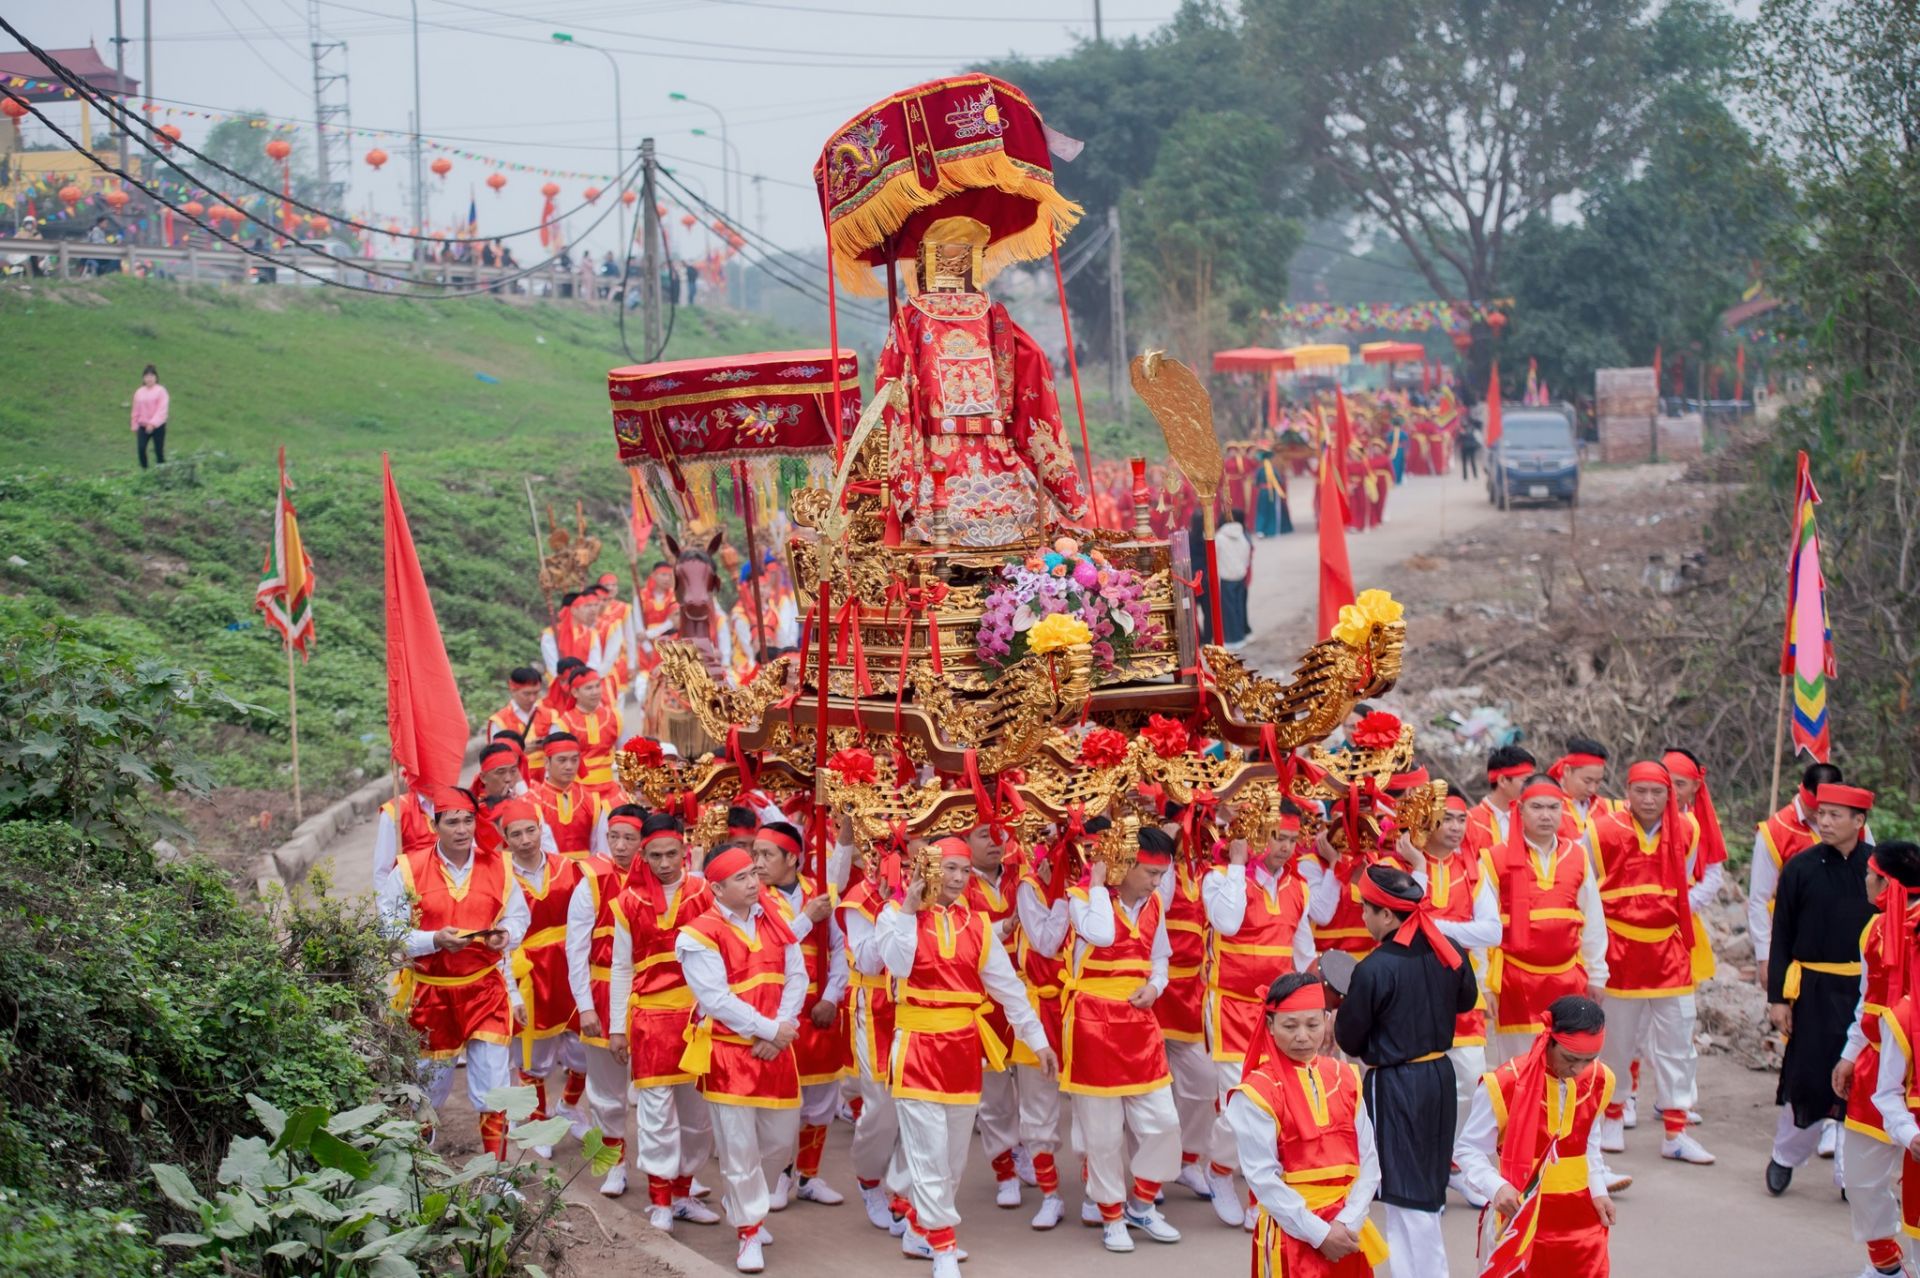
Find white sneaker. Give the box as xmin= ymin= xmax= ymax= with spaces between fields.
xmin=692 ymin=1176 xmax=713 ymax=1197
xmin=902 ymin=1231 xmax=968 ymax=1261
xmin=1080 ymin=1199 xmax=1101 ymax=1227
xmin=1661 ymin=1132 xmax=1716 ymax=1165
xmin=736 ymin=1231 xmax=765 ymax=1274
xmin=755 ymin=1224 xmax=773 ymax=1246
xmin=860 ymin=1184 xmax=893 ymax=1231
xmin=768 ymin=1170 xmax=791 ymax=1212
xmin=1014 ymin=1145 xmax=1038 ymax=1187
xmin=931 ymin=1250 xmax=962 ymax=1278
xmin=1599 ymin=1116 xmax=1626 ymax=1154
xmin=1687 ymin=1109 xmax=1704 ymax=1125
xmin=1820 ymin=1122 xmax=1839 ymax=1158
xmin=531 ymin=1144 xmax=554 ymax=1160
xmin=836 ymin=1100 xmax=857 ymax=1124
xmin=1102 ymin=1220 xmax=1135 ymax=1253
xmin=1175 ymin=1162 xmax=1214 ymax=1199
xmin=1124 ymin=1201 xmax=1181 ymax=1243
xmin=1206 ymin=1168 xmax=1244 ymax=1226
xmin=995 ymin=1177 xmax=1022 ymax=1209
xmin=1242 ymin=1209 xmax=1255 ymax=1233
xmin=599 ymin=1164 xmax=628 ymax=1198
xmin=890 ymin=1211 xmax=909 ymax=1237
xmin=1621 ymin=1096 xmax=1638 ymax=1129
xmin=647 ymin=1204 xmax=674 ymax=1232
xmin=674 ymin=1196 xmax=720 ymax=1225
xmin=796 ymin=1176 xmax=844 ymax=1205
xmin=1031 ymin=1194 xmax=1064 ymax=1230
xmin=1449 ymin=1169 xmax=1488 ymax=1209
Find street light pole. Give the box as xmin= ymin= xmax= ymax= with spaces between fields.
xmin=690 ymin=127 xmax=742 ymax=221
xmin=409 ymin=0 xmax=424 ymax=250
xmin=554 ymin=33 xmax=625 ymax=257
xmin=669 ymin=91 xmax=734 ymax=218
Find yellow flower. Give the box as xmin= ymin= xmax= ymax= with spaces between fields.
xmin=1331 ymin=588 xmax=1403 ymax=648
xmin=1027 ymin=612 xmax=1093 ymax=656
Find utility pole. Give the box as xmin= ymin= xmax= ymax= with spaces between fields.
xmin=308 ymin=1 xmax=350 ymax=210
xmin=641 ymin=138 xmax=664 ymax=356
xmin=142 ymin=0 xmax=153 ymax=120
xmin=1094 ymin=0 xmax=1104 ymax=42
xmin=1106 ymin=204 xmax=1127 ymax=417
xmin=409 ymin=0 xmax=425 ymax=245
xmin=111 ymin=0 xmax=129 ymax=171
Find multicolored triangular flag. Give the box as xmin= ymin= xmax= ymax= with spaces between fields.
xmin=255 ymin=446 xmax=315 ymax=657
xmin=1779 ymin=451 xmax=1833 ymax=761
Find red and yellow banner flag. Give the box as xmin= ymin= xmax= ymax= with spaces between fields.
xmin=254 ymin=445 xmax=315 ymax=657
xmin=1780 ymin=450 xmax=1833 ymax=761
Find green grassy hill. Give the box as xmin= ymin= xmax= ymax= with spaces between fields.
xmin=0 ymin=278 xmax=813 ymax=870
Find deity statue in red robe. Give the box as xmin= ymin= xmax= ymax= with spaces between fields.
xmin=875 ymin=216 xmax=1089 ymax=547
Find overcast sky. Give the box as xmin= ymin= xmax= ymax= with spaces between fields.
xmin=9 ymin=0 xmax=1180 ymax=256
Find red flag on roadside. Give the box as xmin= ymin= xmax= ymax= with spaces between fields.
xmin=1736 ymin=343 xmax=1747 ymax=402
xmin=384 ymin=454 xmax=468 ymax=790
xmin=1652 ymin=344 xmax=1663 ymax=401
xmin=1484 ymin=359 xmax=1503 ymax=449
xmin=1317 ymin=440 xmax=1355 ymax=641
xmin=1332 ymin=386 xmax=1355 ymax=485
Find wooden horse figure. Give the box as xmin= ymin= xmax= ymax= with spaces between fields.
xmin=641 ymin=528 xmax=728 ymax=758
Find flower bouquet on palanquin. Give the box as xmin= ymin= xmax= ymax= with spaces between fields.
xmin=975 ymin=535 xmax=1164 ymax=682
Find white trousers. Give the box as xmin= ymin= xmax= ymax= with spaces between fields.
xmin=1845 ymin=1128 xmax=1903 ymax=1243
xmin=1209 ymin=1059 xmax=1245 ymax=1169
xmin=1773 ymin=1110 xmax=1842 ymax=1180
xmin=850 ymin=1020 xmax=900 ymax=1184
xmin=1598 ymin=994 xmax=1697 ymax=1118
xmin=1166 ymin=1038 xmax=1216 ymax=1158
xmin=711 ymin=1101 xmax=800 ymax=1229
xmin=1488 ymin=1031 xmax=1537 ymax=1069
xmin=1446 ymin=1045 xmax=1487 ymax=1155
xmin=420 ymin=1040 xmax=513 ymax=1113
xmin=577 ymin=1042 xmax=630 ymax=1149
xmin=889 ymin=1098 xmax=975 ymax=1231
xmin=977 ymin=1065 xmax=1020 ymax=1162
xmin=1381 ymin=1204 xmax=1448 ymax=1278
xmin=799 ymin=1080 xmax=842 ymax=1127
xmin=1017 ymin=1065 xmax=1065 ymax=1153
xmin=1072 ymin=1087 xmax=1181 ymax=1207
xmin=634 ymin=1082 xmax=713 ymax=1181
xmin=518 ymin=1030 xmax=585 ymax=1082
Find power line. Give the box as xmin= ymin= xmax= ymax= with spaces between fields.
xmin=705 ymin=0 xmax=1165 ymax=23
xmin=206 ymin=0 xmax=310 ymax=95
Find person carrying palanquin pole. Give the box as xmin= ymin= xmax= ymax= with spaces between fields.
xmin=553 ymin=667 xmax=624 ymax=807
xmin=874 ymin=836 xmax=1059 ymax=1278
xmin=376 ymin=785 xmax=529 ymax=1162
xmin=1010 ymin=815 xmax=1077 ymax=1230
xmin=1453 ymin=994 xmax=1617 ymax=1277
xmin=1548 ymin=736 xmax=1619 ymax=848
xmin=1768 ymin=783 xmax=1879 ymax=1197
xmin=956 ymin=818 xmax=1030 ymax=1210
xmin=1227 ymin=972 xmax=1388 ymax=1278
xmin=1150 ymin=801 xmax=1222 ymax=1207
xmin=499 ymin=796 xmax=585 ymax=1159
xmin=836 ymin=830 xmax=906 ymax=1233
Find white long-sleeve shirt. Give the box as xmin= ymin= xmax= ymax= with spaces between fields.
xmin=371 ymin=793 xmax=437 ymax=889
xmin=1874 ymin=1019 xmax=1920 ymax=1151
xmin=376 ymin=846 xmax=528 ymax=967
xmin=603 ymin=874 xmax=700 ymax=1038
xmin=1412 ymin=857 xmax=1504 ymax=951
xmin=1453 ymin=1073 xmax=1610 ymax=1203
xmin=1295 ymin=855 xmax=1348 ymax=927
xmin=1067 ymin=884 xmax=1170 ymax=992
xmin=770 ymin=878 xmax=849 ymax=1006
xmin=1748 ymin=802 xmax=1874 ymax=964
xmin=1202 ymin=863 xmax=1317 ymax=972
xmin=1016 ymin=879 xmax=1071 ymax=961
xmin=673 ymin=901 xmax=808 ymax=1042
xmin=1226 ymin=1078 xmax=1379 ymax=1248
xmin=564 ymin=867 xmax=624 ymax=1020
xmin=874 ymin=902 xmax=1050 ymax=1056
xmin=843 ymin=900 xmax=889 ymax=979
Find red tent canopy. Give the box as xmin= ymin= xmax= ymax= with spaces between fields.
xmin=1360 ymin=341 xmax=1426 ymax=366
xmin=1212 ymin=347 xmax=1297 ymax=373
xmin=0 ymin=45 xmax=140 ymax=101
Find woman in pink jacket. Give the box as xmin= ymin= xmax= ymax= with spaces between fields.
xmin=131 ymin=363 xmax=168 ymax=469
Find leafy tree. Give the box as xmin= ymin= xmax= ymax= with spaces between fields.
xmin=183 ymin=112 xmax=323 ymax=215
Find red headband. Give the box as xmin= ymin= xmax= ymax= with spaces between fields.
xmin=509 ymin=673 xmax=542 ymax=689
xmin=494 ymin=798 xmax=538 ymax=829
xmin=706 ymin=846 xmax=753 ymax=882
xmin=1546 ymin=1014 xmax=1606 ymax=1055
xmin=1359 ymin=871 xmax=1462 ymax=968
xmin=1519 ymin=780 xmax=1565 ymax=804
xmin=1136 ymin=847 xmax=1173 ymax=868
xmin=1660 ymin=751 xmax=1701 ymax=781
xmin=607 ymin=813 xmax=645 ymax=834
xmin=1501 ymin=1007 xmax=1606 ymax=1192
xmin=756 ymin=827 xmax=803 ymax=858
xmin=560 ymin=667 xmax=594 ymax=689
xmin=1265 ymin=982 xmax=1328 ymax=1013
xmin=1487 ymin=762 xmax=1532 ymax=781
xmin=1388 ymin=766 xmax=1429 ymax=791
xmin=481 ymin=742 xmax=524 ymax=770
xmin=543 ymin=737 xmax=582 ymax=757
xmin=1817 ymin=783 xmax=1875 ymax=812
xmin=433 ymin=787 xmax=477 ymax=816
xmin=1548 ymin=751 xmax=1606 ymax=781
xmin=1664 ymin=751 xmax=1728 ymax=872
xmin=642 ymin=828 xmax=683 ymax=848
xmin=932 ymin=836 xmax=972 ymax=861
xmin=1626 ymin=760 xmax=1671 ymax=788
xmin=1444 ymin=794 xmax=1470 ymax=813
xmin=1276 ymin=813 xmax=1303 ymax=833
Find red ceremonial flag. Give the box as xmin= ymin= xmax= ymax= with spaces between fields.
xmin=1652 ymin=344 xmax=1662 ymax=404
xmin=1316 ymin=440 xmax=1356 ymax=641
xmin=383 ymin=454 xmax=469 ymax=790
xmin=1332 ymin=386 xmax=1355 ymax=485
xmin=1483 ymin=359 xmax=1503 ymax=449
xmin=254 ymin=445 xmax=316 ymax=657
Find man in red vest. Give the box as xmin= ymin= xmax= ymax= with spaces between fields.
xmin=376 ymin=786 xmax=529 ymax=1160
xmin=565 ymin=804 xmax=645 ymax=1196
xmin=500 ymin=797 xmax=584 ymax=1159
xmin=1464 ymin=745 xmax=1538 ymax=857
xmin=372 ymin=789 xmax=439 ymax=887
xmin=530 ymin=733 xmax=609 ymax=860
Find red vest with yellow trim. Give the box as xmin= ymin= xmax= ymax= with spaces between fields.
xmin=576 ymin=856 xmax=626 ymax=1045
xmin=1155 ymin=863 xmax=1207 ymax=1042
xmin=394 ymin=846 xmax=514 ymax=1058
xmin=532 ymin=780 xmax=601 ymax=858
xmin=1462 ymin=800 xmax=1508 ymax=861
xmin=889 ymin=902 xmax=1002 ymax=1104
xmin=1311 ymin=852 xmax=1378 ymax=959
xmin=679 ymin=905 xmax=801 ymax=1105
xmin=614 ymin=872 xmax=712 ymax=1088
xmin=1590 ymin=811 xmax=1696 ymax=996
xmin=557 ymin=703 xmax=622 ymax=800
xmin=1759 ymin=801 xmax=1818 ymax=875
xmin=838 ymin=879 xmax=897 ymax=1082
xmin=1060 ymin=888 xmax=1171 ymax=1096
xmin=1233 ymin=1057 xmax=1382 ymax=1278
xmin=509 ymin=852 xmax=583 ymax=1041
xmin=1486 ymin=1058 xmax=1614 ymax=1276
xmin=1424 ymin=849 xmax=1488 ymax=1046
xmin=1847 ymin=909 xmax=1920 ymax=1141
xmin=635 ymin=583 xmax=676 ymax=673
xmin=962 ymin=865 xmax=1020 ymax=1062
xmin=1207 ymin=866 xmax=1309 ymax=1062
xmin=767 ymin=877 xmax=852 ymax=1086
xmin=1887 ymin=997 xmax=1920 ymax=1235
xmin=1558 ymin=794 xmax=1619 ymax=847
xmin=382 ymin=794 xmax=440 ymax=860
xmin=1485 ymin=836 xmax=1591 ymax=1035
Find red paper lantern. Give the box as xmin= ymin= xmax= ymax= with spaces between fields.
xmin=655 ymin=203 xmax=667 ymax=217
xmin=1486 ymin=311 xmax=1508 ymax=333
xmin=1 ymin=99 xmax=28 ymax=123
xmin=1450 ymin=330 xmax=1472 ymax=352
xmin=430 ymin=156 xmax=451 ymax=179
xmin=182 ymin=200 xmax=205 ymax=218
xmin=540 ymin=181 xmax=560 ymax=198
xmin=265 ymin=138 xmax=292 ymax=162
xmin=308 ymin=216 xmax=331 ymax=237
xmin=57 ymin=184 xmax=82 ymax=207
xmin=621 ymin=190 xmax=637 ymax=206
xmin=158 ymin=123 xmax=182 ymax=149
xmin=365 ymin=147 xmax=388 ymax=171
xmin=680 ymin=213 xmax=696 ymax=229
xmin=103 ymin=188 xmax=130 ymax=211
xmin=582 ymin=186 xmax=601 ymax=203
xmin=486 ymin=172 xmax=507 ymax=194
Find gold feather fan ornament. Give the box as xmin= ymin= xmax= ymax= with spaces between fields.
xmin=1131 ymin=350 xmax=1226 ymax=644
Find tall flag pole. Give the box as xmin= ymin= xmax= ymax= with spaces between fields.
xmin=385 ymin=454 xmax=470 ymax=793
xmin=254 ymin=446 xmax=315 ymax=821
xmin=1770 ymin=450 xmax=1834 ymax=810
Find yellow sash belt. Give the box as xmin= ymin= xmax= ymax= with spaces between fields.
xmin=677 ymin=1017 xmax=756 ymax=1075
xmin=509 ymin=924 xmax=571 ymax=1067
xmin=1264 ymin=1177 xmax=1390 ymax=1267
xmin=633 ymin=986 xmax=696 ymax=1012
xmin=1010 ymin=984 xmax=1063 ymax=1067
xmin=392 ymin=962 xmax=497 ymax=1013
xmin=1783 ymin=960 xmax=1861 ymax=1001
xmin=895 ymin=1001 xmax=1008 ymax=1071
xmin=1540 ymin=1157 xmax=1591 ymax=1195
xmin=1068 ymin=975 xmax=1144 ymax=1001
xmin=1605 ymin=919 xmax=1679 ymax=945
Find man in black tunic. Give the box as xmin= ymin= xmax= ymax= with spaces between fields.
xmin=1766 ymin=782 xmax=1876 ymax=1195
xmin=1336 ymin=863 xmax=1479 ymax=1278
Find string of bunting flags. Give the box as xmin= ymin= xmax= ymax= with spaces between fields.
xmin=1263 ymin=299 xmax=1516 ymax=334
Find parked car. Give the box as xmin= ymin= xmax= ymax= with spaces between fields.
xmin=1488 ymin=406 xmax=1580 ymax=508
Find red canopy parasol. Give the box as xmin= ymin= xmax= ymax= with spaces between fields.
xmin=1360 ymin=341 xmax=1426 ymax=366
xmin=1212 ymin=347 xmax=1298 ymax=373
xmin=608 ymin=349 xmax=860 ymax=468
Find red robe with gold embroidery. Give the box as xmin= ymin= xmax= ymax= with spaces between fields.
xmin=877 ymin=290 xmax=1088 ymax=547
